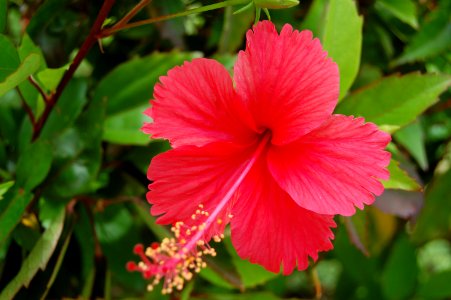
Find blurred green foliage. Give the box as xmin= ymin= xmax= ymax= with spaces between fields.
xmin=0 ymin=0 xmax=450 ymax=299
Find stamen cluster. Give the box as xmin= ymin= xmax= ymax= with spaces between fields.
xmin=127 ymin=204 xmax=226 ymax=294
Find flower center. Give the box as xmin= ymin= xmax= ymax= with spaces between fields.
xmin=128 ymin=132 xmax=272 ymax=293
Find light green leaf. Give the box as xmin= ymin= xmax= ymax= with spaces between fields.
xmin=0 ymin=203 xmax=65 ymax=300
xmin=0 ymin=34 xmax=20 ymax=81
xmin=375 ymin=0 xmax=418 ymax=28
xmin=0 ymin=180 xmax=14 ymax=200
xmin=383 ymin=159 xmax=421 ymax=191
xmin=37 ymin=67 xmax=67 ymax=91
xmin=300 ymin=0 xmax=328 ymax=36
xmin=16 ymin=140 xmax=53 ymax=191
xmin=224 ymin=237 xmax=279 ymax=288
xmin=18 ymin=34 xmax=46 ymax=71
xmin=381 ymin=235 xmax=418 ymax=300
xmin=103 ymin=104 xmax=149 ymax=145
xmin=322 ymin=0 xmax=363 ymax=99
xmin=336 ymin=73 xmax=451 ymax=133
xmin=394 ymin=120 xmax=428 ymax=170
xmin=0 ymin=53 xmax=41 ymax=97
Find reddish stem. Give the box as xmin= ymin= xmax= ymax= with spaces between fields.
xmin=32 ymin=0 xmax=116 ymax=141
xmin=28 ymin=76 xmax=49 ymax=103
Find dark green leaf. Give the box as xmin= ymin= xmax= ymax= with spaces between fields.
xmin=375 ymin=0 xmax=418 ymax=29
xmin=393 ymin=1 xmax=451 ymax=66
xmin=413 ymin=143 xmax=451 ymax=243
xmin=0 ymin=186 xmax=33 ymax=246
xmin=94 ymin=52 xmax=197 ymax=116
xmin=95 ymin=205 xmax=144 ymax=291
xmin=0 ymin=34 xmax=20 ymax=81
xmin=191 ymin=292 xmax=282 ymax=300
xmin=322 ymin=0 xmax=363 ymax=99
xmin=418 ymin=270 xmax=451 ymax=299
xmin=336 ymin=73 xmax=451 ymax=133
xmin=381 ymin=235 xmax=418 ymax=299
xmin=40 ymin=79 xmax=88 ymax=139
xmin=0 ymin=0 xmax=6 ymax=33
xmin=44 ymin=91 xmax=105 ymax=198
xmin=16 ymin=139 xmax=53 ymax=190
xmin=0 ymin=203 xmax=65 ymax=300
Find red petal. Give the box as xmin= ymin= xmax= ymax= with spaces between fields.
xmin=234 ymin=21 xmax=339 ymax=145
xmin=231 ymin=156 xmax=335 ymax=274
xmin=142 ymin=58 xmax=255 ymax=148
xmin=147 ymin=141 xmax=254 ymax=238
xmin=267 ymin=115 xmax=391 ymax=216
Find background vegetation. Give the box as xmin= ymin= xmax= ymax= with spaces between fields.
xmin=0 ymin=0 xmax=450 ymax=299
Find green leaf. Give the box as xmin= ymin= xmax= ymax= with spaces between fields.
xmin=393 ymin=1 xmax=451 ymax=66
xmin=0 ymin=52 xmax=41 ymax=97
xmin=37 ymin=67 xmax=67 ymax=91
xmin=0 ymin=34 xmax=20 ymax=81
xmin=375 ymin=0 xmax=418 ymax=29
xmin=94 ymin=52 xmax=197 ymax=116
xmin=418 ymin=270 xmax=451 ymax=299
xmin=336 ymin=73 xmax=451 ymax=133
xmin=18 ymin=34 xmax=46 ymax=72
xmin=322 ymin=0 xmax=363 ymax=99
xmin=103 ymin=104 xmax=149 ymax=145
xmin=16 ymin=140 xmax=53 ymax=190
xmin=40 ymin=79 xmax=88 ymax=139
xmin=0 ymin=180 xmax=14 ymax=200
xmin=413 ymin=143 xmax=451 ymax=243
xmin=383 ymin=159 xmax=421 ymax=191
xmin=224 ymin=237 xmax=279 ymax=288
xmin=300 ymin=0 xmax=328 ymax=36
xmin=381 ymin=235 xmax=418 ymax=300
xmin=394 ymin=120 xmax=428 ymax=170
xmin=44 ymin=91 xmax=105 ymax=198
xmin=0 ymin=186 xmax=33 ymax=246
xmin=95 ymin=205 xmax=145 ymax=291
xmin=191 ymin=292 xmax=281 ymax=300
xmin=0 ymin=0 xmax=6 ymax=33
xmin=219 ymin=6 xmax=253 ymax=53
xmin=199 ymin=267 xmax=237 ymax=290
xmin=0 ymin=203 xmax=65 ymax=300
xmin=132 ymin=202 xmax=169 ymax=241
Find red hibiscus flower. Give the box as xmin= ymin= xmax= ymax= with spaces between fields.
xmin=129 ymin=21 xmax=391 ymax=293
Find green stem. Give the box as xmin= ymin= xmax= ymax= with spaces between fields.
xmin=98 ymin=0 xmax=249 ymax=38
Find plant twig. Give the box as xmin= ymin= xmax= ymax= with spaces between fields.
xmin=98 ymin=0 xmax=247 ymax=38
xmin=28 ymin=76 xmax=50 ymax=103
xmin=113 ymin=0 xmax=152 ymax=28
xmin=17 ymin=87 xmax=36 ymax=125
xmin=311 ymin=266 xmax=322 ymax=299
xmin=32 ymin=0 xmax=116 ymax=141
